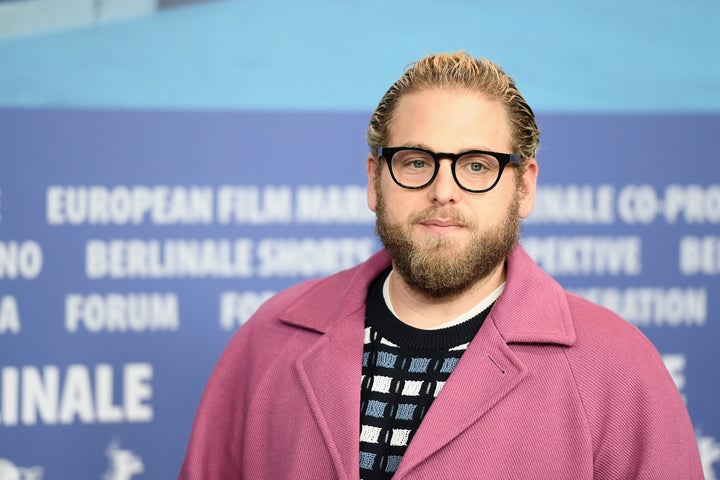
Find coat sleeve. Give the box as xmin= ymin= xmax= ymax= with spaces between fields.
xmin=565 ymin=294 xmax=704 ymax=480
xmin=178 ymin=322 xmax=253 ymax=479
xmin=178 ymin=281 xmax=315 ymax=480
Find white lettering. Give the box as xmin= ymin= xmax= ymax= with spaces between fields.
xmin=662 ymin=354 xmax=686 ymax=395
xmin=697 ymin=435 xmax=720 ymax=480
xmin=0 ymin=368 xmax=19 ymax=425
xmin=0 ymin=363 xmax=153 ymax=426
xmin=65 ymin=293 xmax=179 ymax=333
xmin=574 ymin=287 xmax=706 ymax=326
xmin=219 ymin=291 xmax=275 ymax=330
xmin=664 ymin=184 xmax=720 ymax=224
xmin=528 ymin=184 xmax=615 ymax=224
xmin=680 ymin=236 xmax=720 ymax=275
xmin=58 ymin=365 xmax=94 ymax=424
xmin=124 ymin=363 xmax=153 ymax=422
xmin=46 ymin=186 xmax=63 ymax=225
xmin=0 ymin=296 xmax=20 ymax=334
xmin=216 ymin=186 xmax=292 ymax=224
xmin=95 ymin=364 xmax=123 ymax=423
xmin=21 ymin=366 xmax=59 ymax=425
xmin=256 ymin=237 xmax=376 ymax=277
xmin=617 ymin=184 xmax=660 ymax=224
xmin=46 ymin=185 xmax=213 ymax=225
xmin=0 ymin=241 xmax=43 ymax=279
xmin=295 ymin=185 xmax=374 ymax=224
xmin=523 ymin=236 xmax=642 ymax=276
xmin=85 ymin=238 xmax=253 ymax=279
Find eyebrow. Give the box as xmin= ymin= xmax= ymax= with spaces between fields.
xmin=396 ymin=143 xmax=498 ymax=153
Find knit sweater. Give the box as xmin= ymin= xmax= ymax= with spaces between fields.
xmin=359 ymin=269 xmax=492 ymax=479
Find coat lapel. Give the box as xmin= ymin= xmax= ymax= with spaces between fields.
xmin=278 ymin=247 xmax=575 ymax=480
xmin=393 ymin=246 xmax=576 ymax=478
xmin=392 ymin=317 xmax=528 ymax=479
xmin=295 ymin=308 xmax=365 ymax=480
xmin=284 ymin=251 xmax=392 ymax=480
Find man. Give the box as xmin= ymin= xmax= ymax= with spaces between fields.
xmin=180 ymin=52 xmax=703 ymax=479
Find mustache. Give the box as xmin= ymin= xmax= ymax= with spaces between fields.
xmin=408 ymin=206 xmax=474 ymax=228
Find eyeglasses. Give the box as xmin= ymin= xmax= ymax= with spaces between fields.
xmin=379 ymin=146 xmax=520 ymax=193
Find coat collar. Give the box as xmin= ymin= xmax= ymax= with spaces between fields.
xmin=493 ymin=244 xmax=576 ymax=346
xmin=280 ymin=245 xmax=575 ymax=480
xmin=279 ymin=249 xmax=391 ymax=333
xmin=279 ymin=245 xmax=576 ymax=348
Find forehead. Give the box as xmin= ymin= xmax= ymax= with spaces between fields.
xmin=388 ymin=88 xmax=512 ymax=153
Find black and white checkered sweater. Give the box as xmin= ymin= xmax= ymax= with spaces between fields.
xmin=359 ymin=269 xmax=493 ymax=479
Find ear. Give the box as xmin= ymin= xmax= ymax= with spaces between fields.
xmin=518 ymin=158 xmax=538 ymax=219
xmin=366 ymin=153 xmax=379 ymax=212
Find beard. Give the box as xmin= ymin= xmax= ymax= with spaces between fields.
xmin=374 ymin=180 xmax=521 ymax=300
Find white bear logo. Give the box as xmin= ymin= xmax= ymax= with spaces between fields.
xmin=102 ymin=441 xmax=144 ymax=480
xmin=0 ymin=459 xmax=43 ymax=480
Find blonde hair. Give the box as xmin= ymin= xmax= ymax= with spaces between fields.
xmin=366 ymin=51 xmax=539 ymax=167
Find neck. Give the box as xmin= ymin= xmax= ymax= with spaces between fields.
xmin=387 ymin=261 xmax=507 ymax=329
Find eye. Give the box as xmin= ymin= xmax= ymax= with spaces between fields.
xmin=394 ymin=150 xmax=434 ymax=171
xmin=458 ymin=154 xmax=497 ymax=174
xmin=408 ymin=159 xmax=430 ymax=169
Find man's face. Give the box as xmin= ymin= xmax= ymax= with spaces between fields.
xmin=367 ymin=88 xmax=537 ymax=299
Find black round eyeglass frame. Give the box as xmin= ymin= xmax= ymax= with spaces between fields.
xmin=379 ymin=146 xmax=521 ymax=193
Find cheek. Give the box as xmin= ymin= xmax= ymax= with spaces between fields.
xmin=379 ymin=190 xmax=417 ymax=224
xmin=469 ymin=192 xmax=516 ymax=225
xmin=489 ymin=176 xmax=519 ymax=208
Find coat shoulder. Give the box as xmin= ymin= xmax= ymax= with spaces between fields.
xmin=560 ymin=292 xmax=702 ymax=477
xmin=561 ymin=291 xmax=670 ymax=388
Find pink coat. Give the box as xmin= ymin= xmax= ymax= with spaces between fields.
xmin=180 ymin=246 xmax=703 ymax=479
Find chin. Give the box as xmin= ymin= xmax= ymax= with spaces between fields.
xmin=416 ymin=235 xmax=467 ymax=253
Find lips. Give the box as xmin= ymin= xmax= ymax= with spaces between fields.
xmin=420 ymin=218 xmax=464 ymax=228
xmin=413 ymin=207 xmax=467 ymax=226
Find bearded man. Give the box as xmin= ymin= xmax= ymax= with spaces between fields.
xmin=180 ymin=52 xmax=703 ymax=480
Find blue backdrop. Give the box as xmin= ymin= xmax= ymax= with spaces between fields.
xmin=1 ymin=1 xmax=719 ymax=478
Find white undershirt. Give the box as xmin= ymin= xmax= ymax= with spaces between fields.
xmin=382 ymin=269 xmax=506 ymax=330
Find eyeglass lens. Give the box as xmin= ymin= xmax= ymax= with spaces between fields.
xmin=390 ymin=149 xmax=502 ymax=191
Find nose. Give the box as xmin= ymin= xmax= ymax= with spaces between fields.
xmin=428 ymin=159 xmax=461 ymax=204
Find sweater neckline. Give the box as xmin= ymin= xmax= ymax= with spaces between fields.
xmin=365 ymin=268 xmax=492 ymax=351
